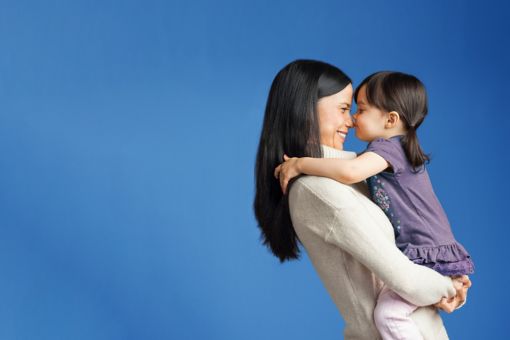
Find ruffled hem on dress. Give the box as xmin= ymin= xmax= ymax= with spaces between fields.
xmin=403 ymin=242 xmax=475 ymax=276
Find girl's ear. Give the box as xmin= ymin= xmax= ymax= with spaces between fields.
xmin=385 ymin=111 xmax=400 ymax=128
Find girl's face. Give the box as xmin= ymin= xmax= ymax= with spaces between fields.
xmin=353 ymin=85 xmax=388 ymax=142
xmin=317 ymin=84 xmax=353 ymax=150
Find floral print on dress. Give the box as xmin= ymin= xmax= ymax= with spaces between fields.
xmin=367 ymin=175 xmax=401 ymax=238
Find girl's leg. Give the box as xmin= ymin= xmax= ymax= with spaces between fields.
xmin=374 ymin=286 xmax=423 ymax=340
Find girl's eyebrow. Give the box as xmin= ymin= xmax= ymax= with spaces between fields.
xmin=340 ymin=103 xmax=351 ymax=108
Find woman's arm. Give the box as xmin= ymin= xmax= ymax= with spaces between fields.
xmin=328 ymin=206 xmax=455 ymax=306
xmin=290 ymin=177 xmax=456 ymax=306
xmin=275 ymin=152 xmax=388 ymax=194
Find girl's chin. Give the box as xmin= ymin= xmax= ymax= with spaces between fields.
xmin=355 ymin=132 xmax=368 ymax=142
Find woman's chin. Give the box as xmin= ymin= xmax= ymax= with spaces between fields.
xmin=321 ymin=136 xmax=344 ymax=150
xmin=333 ymin=140 xmax=344 ymax=150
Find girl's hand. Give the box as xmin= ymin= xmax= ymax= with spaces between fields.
xmin=434 ymin=275 xmax=471 ymax=313
xmin=274 ymin=154 xmax=303 ymax=195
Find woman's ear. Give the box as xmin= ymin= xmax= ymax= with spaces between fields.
xmin=385 ymin=111 xmax=400 ymax=128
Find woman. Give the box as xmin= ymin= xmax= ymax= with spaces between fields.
xmin=253 ymin=60 xmax=469 ymax=339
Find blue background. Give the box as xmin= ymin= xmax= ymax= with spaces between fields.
xmin=1 ymin=0 xmax=508 ymax=339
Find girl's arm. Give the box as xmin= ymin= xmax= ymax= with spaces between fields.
xmin=275 ymin=152 xmax=388 ymax=194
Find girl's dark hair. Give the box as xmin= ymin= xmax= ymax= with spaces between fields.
xmin=354 ymin=71 xmax=430 ymax=169
xmin=254 ymin=60 xmax=351 ymax=262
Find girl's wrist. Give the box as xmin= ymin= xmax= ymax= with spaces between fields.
xmin=297 ymin=157 xmax=308 ymax=173
xmin=296 ymin=158 xmax=303 ymax=172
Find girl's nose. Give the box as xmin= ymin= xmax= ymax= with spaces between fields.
xmin=350 ymin=112 xmax=357 ymax=125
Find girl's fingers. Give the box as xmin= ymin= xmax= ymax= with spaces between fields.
xmin=274 ymin=165 xmax=280 ymax=179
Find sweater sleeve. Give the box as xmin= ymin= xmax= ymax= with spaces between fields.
xmin=293 ymin=178 xmax=456 ymax=306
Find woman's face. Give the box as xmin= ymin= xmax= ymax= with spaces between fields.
xmin=317 ymin=84 xmax=354 ymax=150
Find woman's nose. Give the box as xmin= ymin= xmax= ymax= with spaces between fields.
xmin=345 ymin=113 xmax=354 ymax=127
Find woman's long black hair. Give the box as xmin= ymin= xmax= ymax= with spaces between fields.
xmin=354 ymin=71 xmax=430 ymax=170
xmin=254 ymin=60 xmax=351 ymax=262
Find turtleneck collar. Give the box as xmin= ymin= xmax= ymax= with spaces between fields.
xmin=321 ymin=145 xmax=357 ymax=160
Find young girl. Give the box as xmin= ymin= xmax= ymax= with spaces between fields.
xmin=274 ymin=71 xmax=474 ymax=339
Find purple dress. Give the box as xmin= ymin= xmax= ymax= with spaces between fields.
xmin=365 ymin=136 xmax=474 ymax=276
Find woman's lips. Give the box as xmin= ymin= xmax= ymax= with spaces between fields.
xmin=337 ymin=131 xmax=348 ymax=139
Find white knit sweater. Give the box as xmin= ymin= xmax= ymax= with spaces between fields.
xmin=288 ymin=145 xmax=455 ymax=339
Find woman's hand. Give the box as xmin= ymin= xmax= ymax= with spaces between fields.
xmin=274 ymin=155 xmax=303 ymax=194
xmin=434 ymin=275 xmax=471 ymax=313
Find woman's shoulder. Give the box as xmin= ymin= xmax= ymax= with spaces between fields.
xmin=287 ymin=176 xmax=364 ymax=236
xmin=288 ymin=175 xmax=395 ymax=244
xmin=289 ymin=175 xmax=367 ymax=211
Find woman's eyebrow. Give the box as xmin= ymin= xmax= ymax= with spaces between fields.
xmin=341 ymin=103 xmax=351 ymax=108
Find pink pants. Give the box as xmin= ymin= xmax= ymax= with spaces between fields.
xmin=374 ymin=286 xmax=423 ymax=340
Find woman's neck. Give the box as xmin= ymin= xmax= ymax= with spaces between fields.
xmin=321 ymin=145 xmax=357 ymax=159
